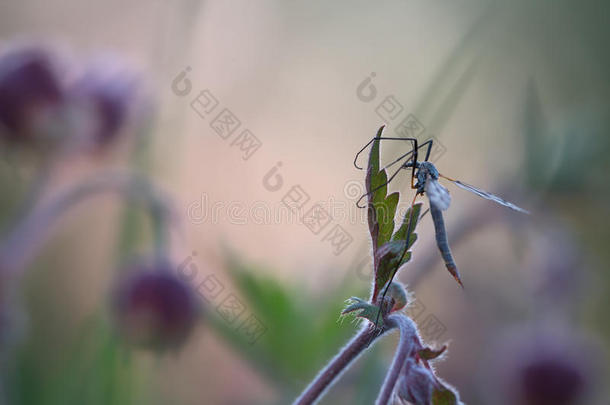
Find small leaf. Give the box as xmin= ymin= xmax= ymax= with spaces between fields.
xmin=374 ymin=240 xmax=408 ymax=298
xmin=418 ymin=345 xmax=447 ymax=361
xmin=431 ymin=382 xmax=460 ymax=405
xmin=376 ymin=191 xmax=399 ymax=246
xmin=392 ymin=203 xmax=423 ymax=242
xmin=370 ymin=168 xmax=388 ymax=208
xmin=376 ymin=240 xmax=408 ymax=262
xmin=365 ymin=126 xmax=402 ymax=251
xmin=367 ymin=126 xmax=382 ymax=175
xmin=372 ymin=235 xmax=417 ymax=300
xmin=341 ymin=297 xmax=383 ymax=327
xmin=366 ymin=126 xmax=386 ymax=248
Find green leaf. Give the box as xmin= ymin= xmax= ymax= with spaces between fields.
xmin=366 ymin=125 xmax=391 ymax=250
xmin=374 ymin=240 xmax=412 ymax=297
xmin=220 ymin=253 xmax=360 ymax=387
xmin=341 ymin=297 xmax=383 ymax=327
xmin=431 ymin=382 xmax=460 ymax=405
xmin=393 ymin=203 xmax=423 ymax=242
xmin=363 ymin=127 xmax=425 ymax=302
xmin=418 ymin=345 xmax=447 ymax=361
xmin=371 ymin=202 xmax=421 ymax=300
xmin=376 ymin=191 xmax=399 ymax=246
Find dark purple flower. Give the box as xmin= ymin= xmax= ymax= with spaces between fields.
xmin=486 ymin=326 xmax=597 ymax=405
xmin=0 ymin=45 xmax=64 ymax=140
xmin=519 ymin=354 xmax=585 ymax=405
xmin=112 ymin=261 xmax=198 ymax=350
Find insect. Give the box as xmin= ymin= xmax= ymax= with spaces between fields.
xmin=354 ymin=130 xmax=529 ymax=327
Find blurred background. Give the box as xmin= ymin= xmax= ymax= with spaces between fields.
xmin=0 ymin=0 xmax=609 ymax=404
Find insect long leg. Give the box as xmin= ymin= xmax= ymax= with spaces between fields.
xmin=408 ymin=139 xmax=433 ymax=189
xmin=382 ymin=148 xmax=416 ymax=171
xmin=354 ymin=136 xmax=419 ymax=170
xmin=421 ymin=138 xmax=433 ymax=162
xmin=356 ymin=162 xmax=409 ymax=208
xmin=355 ymin=139 xmax=433 ymax=208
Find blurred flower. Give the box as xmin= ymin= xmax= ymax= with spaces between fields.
xmin=112 ymin=260 xmax=198 ymax=351
xmin=485 ymin=325 xmax=600 ymax=405
xmin=0 ymin=45 xmax=65 ymax=142
xmin=0 ymin=44 xmax=147 ymax=153
xmin=519 ymin=354 xmax=585 ymax=405
xmin=68 ymin=58 xmax=143 ymax=149
xmin=524 ymin=222 xmax=585 ymax=318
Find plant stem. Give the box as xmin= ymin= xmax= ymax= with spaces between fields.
xmin=375 ymin=314 xmax=417 ymax=405
xmin=0 ymin=171 xmax=173 ymax=277
xmin=293 ymin=325 xmax=384 ymax=405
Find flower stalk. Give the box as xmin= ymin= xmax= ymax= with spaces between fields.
xmin=375 ymin=314 xmax=418 ymax=405
xmin=0 ymin=171 xmax=173 ymax=277
xmin=293 ymin=326 xmax=382 ymax=405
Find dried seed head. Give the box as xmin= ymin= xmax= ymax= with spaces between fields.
xmin=112 ymin=261 xmax=198 ymax=351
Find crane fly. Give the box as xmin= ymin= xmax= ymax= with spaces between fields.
xmin=354 ymin=131 xmax=529 ymax=328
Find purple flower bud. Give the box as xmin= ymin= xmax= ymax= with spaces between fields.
xmin=397 ymin=357 xmax=461 ymax=405
xmin=397 ymin=360 xmax=434 ymax=404
xmin=112 ymin=261 xmax=198 ymax=350
xmin=0 ymin=45 xmax=64 ymax=140
xmin=386 ymin=281 xmax=411 ymax=312
xmin=69 ymin=58 xmax=142 ymax=148
xmin=519 ymin=354 xmax=585 ymax=405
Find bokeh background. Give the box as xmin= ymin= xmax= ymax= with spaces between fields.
xmin=1 ymin=0 xmax=609 ymax=404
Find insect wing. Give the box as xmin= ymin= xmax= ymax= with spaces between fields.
xmin=425 ymin=178 xmax=451 ymax=211
xmin=451 ymin=180 xmax=529 ymax=214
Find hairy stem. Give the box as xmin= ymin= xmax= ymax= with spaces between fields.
xmin=376 ymin=314 xmax=417 ymax=405
xmin=293 ymin=325 xmax=386 ymax=405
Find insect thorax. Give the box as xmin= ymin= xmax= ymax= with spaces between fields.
xmin=414 ymin=161 xmax=439 ymax=194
